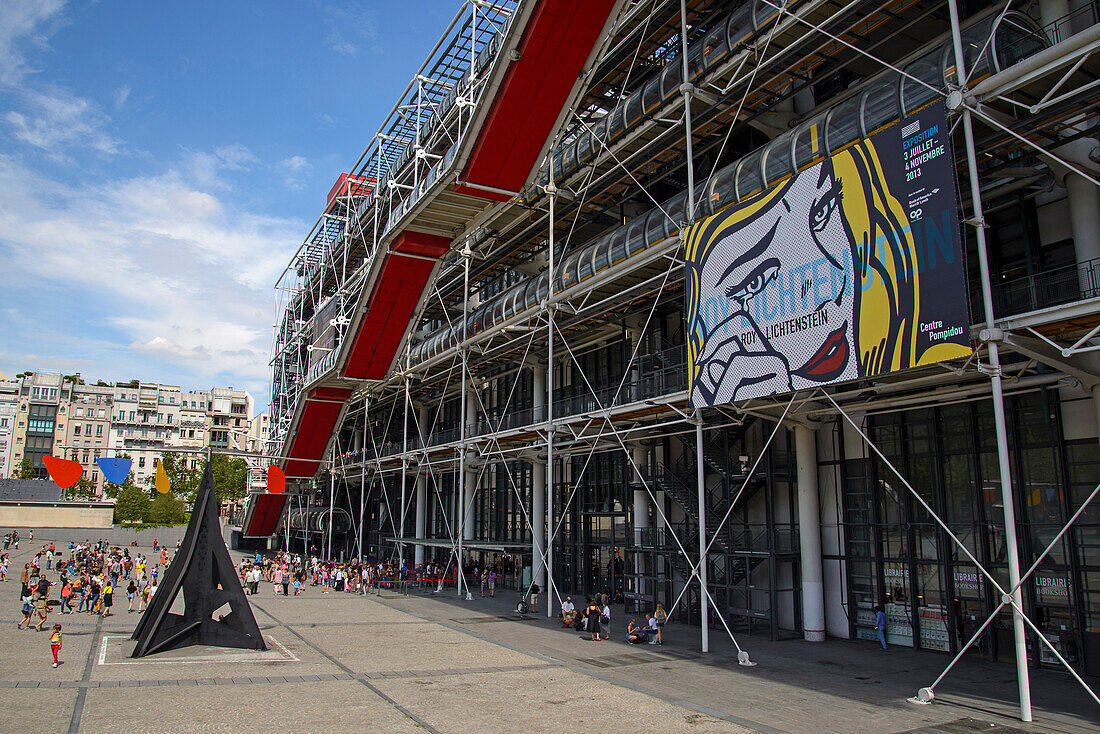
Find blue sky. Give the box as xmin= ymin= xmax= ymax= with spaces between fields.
xmin=0 ymin=0 xmax=456 ymax=412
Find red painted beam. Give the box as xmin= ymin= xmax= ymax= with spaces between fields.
xmin=462 ymin=0 xmax=616 ymax=195
xmin=283 ymin=386 xmax=350 ymax=478
xmin=342 ymin=250 xmax=440 ymax=380
xmin=244 ymin=494 xmax=287 ymax=537
xmin=391 ymin=230 xmax=450 ymax=258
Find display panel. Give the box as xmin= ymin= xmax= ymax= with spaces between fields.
xmin=685 ymin=102 xmax=971 ymax=407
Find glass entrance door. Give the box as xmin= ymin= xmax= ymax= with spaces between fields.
xmin=583 ymin=514 xmax=627 ymax=599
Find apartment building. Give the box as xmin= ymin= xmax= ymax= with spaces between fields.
xmin=0 ymin=377 xmax=17 ymax=478
xmin=209 ymin=387 xmax=253 ymax=452
xmin=9 ymin=371 xmax=71 ymax=479
xmin=109 ymin=382 xmax=183 ymax=485
xmin=63 ymin=382 xmax=114 ymax=493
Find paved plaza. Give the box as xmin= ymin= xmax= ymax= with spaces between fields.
xmin=1 ymin=526 xmax=1097 ymax=733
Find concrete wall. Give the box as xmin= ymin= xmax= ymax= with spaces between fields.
xmin=0 ymin=501 xmax=114 ymax=528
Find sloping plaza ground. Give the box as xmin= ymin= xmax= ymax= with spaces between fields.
xmin=1 ymin=525 xmax=1096 ymax=733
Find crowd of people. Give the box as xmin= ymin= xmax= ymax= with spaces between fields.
xmin=235 ymin=549 xmax=673 ymax=650
xmin=560 ymin=594 xmax=668 ymax=645
xmin=7 ymin=525 xmax=677 ymax=671
xmin=236 ymin=553 xmax=439 ymax=596
xmin=8 ymin=536 xmax=178 ymax=635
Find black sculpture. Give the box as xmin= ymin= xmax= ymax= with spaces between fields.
xmin=131 ymin=462 xmax=266 ymax=656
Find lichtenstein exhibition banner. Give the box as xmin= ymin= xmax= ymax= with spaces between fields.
xmin=685 ymin=102 xmax=971 ymax=408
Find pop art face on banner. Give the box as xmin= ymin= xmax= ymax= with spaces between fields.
xmin=686 ymin=103 xmax=971 ymax=407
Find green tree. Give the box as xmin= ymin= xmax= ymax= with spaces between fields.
xmin=210 ymin=454 xmax=248 ymax=504
xmin=153 ymin=452 xmax=201 ymax=501
xmin=66 ymin=476 xmax=99 ymax=501
xmin=101 ymin=453 xmax=134 ymax=500
xmin=114 ymin=482 xmax=151 ymax=523
xmin=148 ymin=491 xmax=187 ymax=525
xmin=15 ymin=458 xmax=35 ymax=479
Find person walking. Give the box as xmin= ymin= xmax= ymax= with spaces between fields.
xmin=600 ymin=600 xmax=611 ymax=640
xmin=86 ymin=577 xmax=100 ymax=616
xmin=60 ymin=580 xmax=72 ymax=614
xmin=529 ymin=582 xmax=540 ymax=613
xmin=33 ymin=592 xmax=50 ymax=631
xmin=126 ymin=580 xmax=137 ymax=612
xmin=18 ymin=591 xmax=33 ymax=630
xmin=49 ymin=624 xmax=62 ymax=667
xmin=875 ymin=605 xmax=888 ymax=650
xmin=75 ymin=577 xmax=89 ymax=613
xmin=101 ymin=581 xmax=113 ymax=617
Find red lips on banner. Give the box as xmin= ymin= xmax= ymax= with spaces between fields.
xmin=267 ymin=465 xmax=286 ymax=494
xmin=42 ymin=456 xmax=84 ymax=489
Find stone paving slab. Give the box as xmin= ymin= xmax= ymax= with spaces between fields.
xmin=3 ymin=528 xmax=1096 ymax=733
xmin=78 ymin=679 xmax=422 ymax=733
xmin=282 ymin=615 xmax=542 ymax=673
xmin=0 ymin=688 xmax=78 ymax=734
xmin=371 ymin=666 xmax=753 ymax=733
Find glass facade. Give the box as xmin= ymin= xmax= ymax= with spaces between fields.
xmin=844 ymin=391 xmax=1099 ymax=673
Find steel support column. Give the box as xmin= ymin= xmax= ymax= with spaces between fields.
xmin=949 ymin=0 xmax=1032 ymax=719
xmin=533 ymin=362 xmax=548 ymax=588
xmin=795 ymin=424 xmax=825 ymax=642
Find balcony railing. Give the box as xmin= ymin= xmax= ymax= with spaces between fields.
xmin=976 ymin=256 xmax=1100 ymax=323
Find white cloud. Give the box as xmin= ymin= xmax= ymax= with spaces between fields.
xmin=181 ymin=143 xmax=258 ymax=191
xmin=0 ymin=0 xmax=66 ymax=84
xmin=277 ymin=155 xmax=311 ymax=189
xmin=0 ymin=153 xmax=303 ymax=396
xmin=5 ymin=86 xmax=120 ymax=157
xmin=322 ymin=4 xmax=377 ymax=57
xmin=326 ymin=34 xmax=357 ymax=55
xmin=112 ymin=85 xmax=130 ymax=110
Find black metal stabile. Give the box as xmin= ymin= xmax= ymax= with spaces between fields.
xmin=131 ymin=463 xmax=266 ymax=656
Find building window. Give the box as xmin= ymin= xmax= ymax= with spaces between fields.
xmin=129 ymin=411 xmax=135 ymax=421
xmin=96 ymin=425 xmax=103 ymax=436
xmin=138 ymin=457 xmax=145 ymax=468
xmin=98 ymin=409 xmax=105 ymax=418
xmin=75 ymin=407 xmax=83 ymax=417
xmin=73 ymin=424 xmax=81 ymax=436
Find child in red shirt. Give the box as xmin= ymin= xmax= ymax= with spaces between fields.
xmin=49 ymin=624 xmax=62 ymax=668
